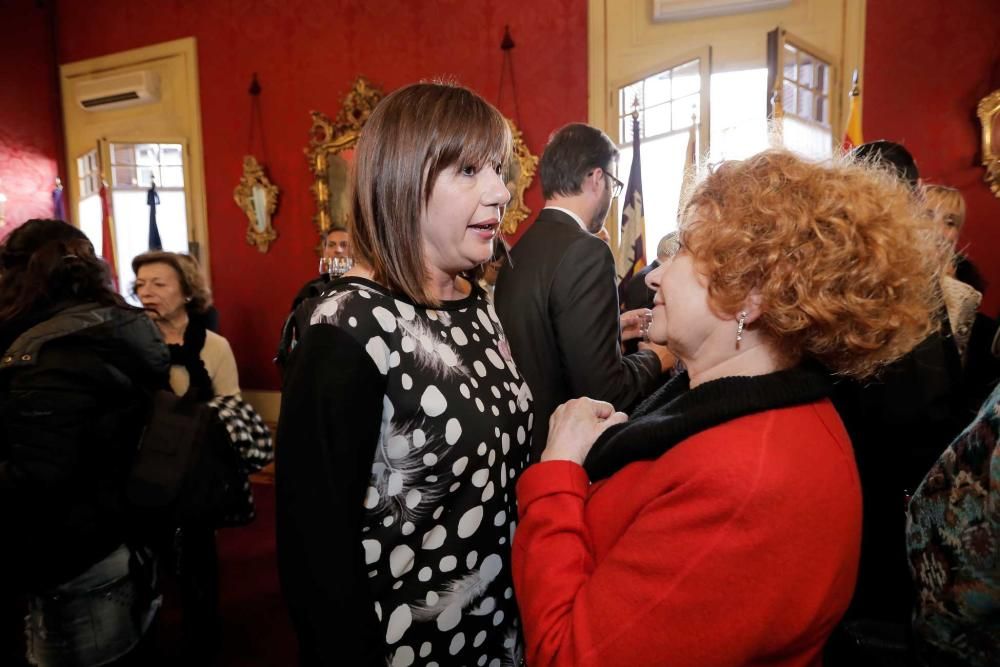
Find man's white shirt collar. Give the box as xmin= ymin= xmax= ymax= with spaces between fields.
xmin=545 ymin=206 xmax=587 ymax=231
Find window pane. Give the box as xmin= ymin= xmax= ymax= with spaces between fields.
xmin=135 ymin=144 xmax=159 ymax=165
xmin=79 ymin=195 xmax=103 ymax=257
xmin=111 ymin=189 xmax=189 ymax=301
xmin=784 ymin=116 xmax=832 ymax=160
xmin=111 ymin=144 xmax=135 ymax=165
xmin=645 ymin=103 xmax=672 ymax=137
xmin=817 ymin=63 xmax=829 ymax=93
xmin=160 ymin=144 xmax=183 ymax=166
xmin=672 ymin=95 xmax=699 ymax=131
xmin=783 ymin=44 xmax=797 ymax=81
xmin=621 ymin=113 xmax=641 ymax=144
xmin=136 ymin=166 xmax=157 ymax=188
xmin=644 ymin=72 xmax=671 ymax=107
xmin=672 ymin=60 xmax=700 ymax=98
xmin=798 ymin=55 xmax=814 ymax=87
xmin=710 ymin=68 xmax=769 ymax=164
xmin=817 ymin=95 xmax=829 ymax=125
xmin=797 ymin=87 xmax=814 ymax=119
xmin=160 ymin=166 xmax=185 ymax=188
xmin=782 ymin=81 xmax=796 ymax=115
xmin=113 ymin=166 xmax=136 ymax=187
xmin=622 ymin=81 xmax=643 ymax=116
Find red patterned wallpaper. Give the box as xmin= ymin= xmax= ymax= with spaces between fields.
xmin=0 ymin=1 xmax=63 ymax=241
xmin=864 ymin=0 xmax=1000 ymax=315
xmin=56 ymin=0 xmax=588 ymax=389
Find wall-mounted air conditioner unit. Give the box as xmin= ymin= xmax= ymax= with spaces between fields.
xmin=653 ymin=0 xmax=792 ymax=22
xmin=75 ymin=70 xmax=161 ymax=111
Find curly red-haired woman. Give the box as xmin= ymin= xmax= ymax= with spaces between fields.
xmin=512 ymin=150 xmax=942 ymax=667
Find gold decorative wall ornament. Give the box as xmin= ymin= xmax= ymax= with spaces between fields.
xmin=977 ymin=89 xmax=1000 ymax=199
xmin=234 ymin=155 xmax=279 ymax=253
xmin=306 ymin=76 xmax=384 ymax=237
xmin=502 ymin=117 xmax=538 ymax=235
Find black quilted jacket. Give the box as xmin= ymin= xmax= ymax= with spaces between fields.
xmin=0 ymin=302 xmax=169 ymax=592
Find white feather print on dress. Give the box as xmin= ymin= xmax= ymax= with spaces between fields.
xmin=500 ymin=625 xmax=525 ymax=667
xmin=396 ymin=316 xmax=469 ymax=380
xmin=369 ymin=415 xmax=452 ymax=525
xmin=309 ymin=286 xmax=372 ymax=326
xmin=410 ymin=554 xmax=504 ymax=627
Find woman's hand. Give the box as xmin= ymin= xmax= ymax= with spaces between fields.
xmin=620 ymin=308 xmax=653 ymax=342
xmin=541 ymin=398 xmax=628 ymax=465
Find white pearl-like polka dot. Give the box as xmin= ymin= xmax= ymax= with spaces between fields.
xmin=389 ymin=545 xmax=414 ymax=577
xmin=420 ymin=385 xmax=447 ymax=417
xmin=386 ymin=604 xmax=412 ymax=643
xmin=422 ymin=525 xmax=446 ymax=550
xmin=449 ymin=632 xmax=466 ymax=655
xmin=457 ymin=506 xmax=484 ymax=538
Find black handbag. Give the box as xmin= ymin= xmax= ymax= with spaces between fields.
xmin=127 ymin=390 xmax=249 ymax=527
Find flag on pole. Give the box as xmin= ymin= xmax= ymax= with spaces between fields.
xmin=52 ymin=178 xmax=66 ymax=221
xmin=616 ymin=110 xmax=647 ymax=304
xmin=147 ymin=179 xmax=162 ymax=250
xmin=98 ymin=179 xmax=119 ymax=291
xmin=842 ymin=69 xmax=863 ymax=150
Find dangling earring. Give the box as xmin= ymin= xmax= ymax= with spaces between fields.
xmin=736 ymin=311 xmax=747 ymax=343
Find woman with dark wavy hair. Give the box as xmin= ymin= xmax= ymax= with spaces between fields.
xmin=512 ymin=150 xmax=943 ymax=667
xmin=0 ymin=219 xmax=169 ymax=666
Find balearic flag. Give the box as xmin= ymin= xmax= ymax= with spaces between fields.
xmin=616 ymin=111 xmax=647 ymax=304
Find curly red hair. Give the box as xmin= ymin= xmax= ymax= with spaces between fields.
xmin=681 ymin=149 xmax=941 ymax=379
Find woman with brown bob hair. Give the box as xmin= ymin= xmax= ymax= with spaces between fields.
xmin=132 ymin=249 xmax=237 ymax=661
xmin=277 ymin=81 xmax=532 ymax=665
xmin=132 ymin=250 xmax=237 ymax=399
xmin=512 ymin=150 xmax=941 ymax=667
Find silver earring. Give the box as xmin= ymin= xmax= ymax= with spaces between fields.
xmin=736 ymin=311 xmax=747 ymax=342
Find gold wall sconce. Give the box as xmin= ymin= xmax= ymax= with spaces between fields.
xmin=234 ymin=155 xmax=279 ymax=252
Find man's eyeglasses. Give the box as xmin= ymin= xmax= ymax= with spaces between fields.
xmin=606 ymin=172 xmax=625 ymax=199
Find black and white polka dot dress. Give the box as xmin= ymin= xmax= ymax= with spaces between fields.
xmin=310 ymin=278 xmax=532 ymax=666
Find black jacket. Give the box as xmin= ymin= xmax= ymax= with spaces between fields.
xmin=494 ymin=208 xmax=661 ymax=458
xmin=0 ymin=302 xmax=170 ymax=592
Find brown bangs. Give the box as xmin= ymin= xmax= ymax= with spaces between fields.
xmin=421 ymin=93 xmax=512 ymax=204
xmin=351 ymin=81 xmax=511 ymax=307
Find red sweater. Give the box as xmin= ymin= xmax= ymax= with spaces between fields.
xmin=513 ymin=399 xmax=862 ymax=667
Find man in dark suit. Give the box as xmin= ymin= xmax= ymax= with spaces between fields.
xmin=494 ymin=123 xmax=671 ymax=460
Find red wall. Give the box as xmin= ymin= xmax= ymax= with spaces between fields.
xmin=0 ymin=0 xmax=63 ymax=240
xmin=56 ymin=0 xmax=587 ymax=389
xmin=864 ymin=0 xmax=1000 ymax=315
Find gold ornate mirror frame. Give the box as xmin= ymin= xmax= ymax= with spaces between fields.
xmin=978 ymin=89 xmax=1000 ymax=199
xmin=306 ymin=76 xmax=384 ymax=237
xmin=502 ymin=118 xmax=539 ymax=235
xmin=234 ymin=155 xmax=279 ymax=253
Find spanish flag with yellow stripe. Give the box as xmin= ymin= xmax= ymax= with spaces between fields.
xmin=843 ymin=69 xmax=863 ymax=150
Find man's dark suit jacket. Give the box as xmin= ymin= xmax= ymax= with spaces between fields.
xmin=494 ymin=208 xmax=662 ymax=460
